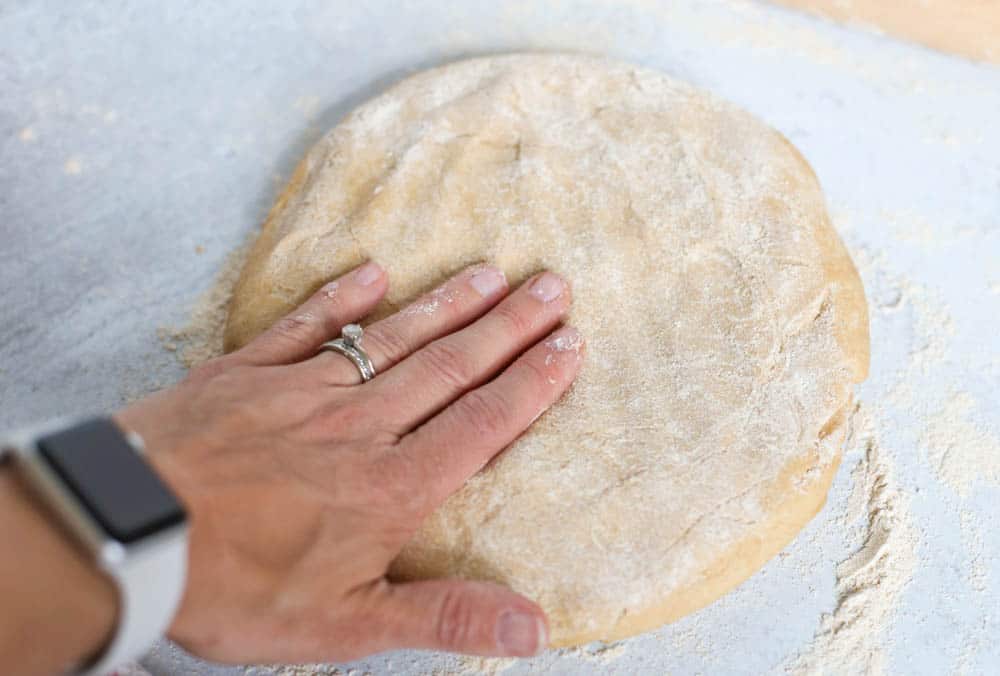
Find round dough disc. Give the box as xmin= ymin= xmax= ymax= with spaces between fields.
xmin=225 ymin=54 xmax=869 ymax=646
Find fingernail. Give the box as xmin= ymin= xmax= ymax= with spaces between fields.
xmin=529 ymin=272 xmax=564 ymax=303
xmin=496 ymin=611 xmax=546 ymax=656
xmin=469 ymin=266 xmax=506 ymax=297
xmin=354 ymin=261 xmax=382 ymax=286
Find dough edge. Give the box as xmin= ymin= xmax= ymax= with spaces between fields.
xmin=550 ymin=402 xmax=850 ymax=645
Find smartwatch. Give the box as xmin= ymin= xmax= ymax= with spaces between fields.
xmin=1 ymin=417 xmax=189 ymax=675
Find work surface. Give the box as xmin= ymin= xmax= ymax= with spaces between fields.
xmin=2 ymin=1 xmax=998 ymax=674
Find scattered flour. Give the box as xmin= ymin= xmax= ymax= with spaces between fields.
xmin=846 ymin=242 xmax=955 ymax=379
xmin=880 ymin=208 xmax=977 ymax=252
xmin=954 ymin=508 xmax=991 ymax=674
xmin=841 ymin=217 xmax=999 ymax=674
xmin=451 ymin=655 xmax=516 ymax=674
xmin=544 ymin=331 xmax=583 ymax=353
xmin=400 ymin=298 xmax=436 ymax=317
xmin=959 ymin=509 xmax=988 ymax=594
xmin=63 ymin=156 xmax=83 ymax=175
xmin=158 ymin=243 xmax=249 ymax=367
xmin=920 ymin=391 xmax=1000 ymax=497
xmin=559 ymin=640 xmax=629 ymax=664
xmin=785 ymin=403 xmax=919 ymax=676
xmin=400 ymin=286 xmax=457 ymax=317
xmin=905 ymin=284 xmax=956 ymax=375
xmin=256 ymin=665 xmax=346 ymax=676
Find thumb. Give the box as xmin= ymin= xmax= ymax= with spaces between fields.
xmin=372 ymin=579 xmax=549 ymax=657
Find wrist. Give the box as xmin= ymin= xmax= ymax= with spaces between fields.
xmin=0 ymin=465 xmax=117 ymax=676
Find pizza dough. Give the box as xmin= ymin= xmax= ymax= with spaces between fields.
xmin=225 ymin=54 xmax=869 ymax=646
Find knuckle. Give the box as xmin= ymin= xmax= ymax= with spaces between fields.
xmin=366 ymin=322 xmax=411 ymax=365
xmin=492 ymin=302 xmax=534 ymax=339
xmin=420 ymin=340 xmax=476 ymax=390
xmin=520 ymin=354 xmax=556 ymax=388
xmin=458 ymin=389 xmax=514 ymax=439
xmin=270 ymin=313 xmax=316 ymax=344
xmin=435 ymin=587 xmax=474 ymax=651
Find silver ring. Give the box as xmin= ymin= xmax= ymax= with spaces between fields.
xmin=319 ymin=323 xmax=376 ymax=382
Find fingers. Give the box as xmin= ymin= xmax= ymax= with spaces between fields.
xmin=399 ymin=325 xmax=584 ymax=511
xmin=366 ymin=579 xmax=548 ymax=657
xmin=374 ymin=272 xmax=572 ymax=431
xmin=307 ymin=264 xmax=509 ymax=386
xmin=234 ymin=261 xmax=388 ymax=366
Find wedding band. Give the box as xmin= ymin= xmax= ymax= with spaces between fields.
xmin=319 ymin=323 xmax=376 ymax=382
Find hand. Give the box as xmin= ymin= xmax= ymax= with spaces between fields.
xmin=116 ymin=261 xmax=584 ymax=664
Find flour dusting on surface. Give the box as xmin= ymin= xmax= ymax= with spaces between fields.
xmin=558 ymin=640 xmax=630 ymax=664
xmin=158 ymin=243 xmax=249 ymax=367
xmin=785 ymin=403 xmax=918 ymax=675
xmin=451 ymin=655 xmax=516 ymax=674
xmin=921 ymin=391 xmax=1000 ymax=496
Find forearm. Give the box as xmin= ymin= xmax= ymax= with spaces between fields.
xmin=0 ymin=466 xmax=117 ymax=676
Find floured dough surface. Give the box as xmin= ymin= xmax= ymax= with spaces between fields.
xmin=225 ymin=54 xmax=869 ymax=645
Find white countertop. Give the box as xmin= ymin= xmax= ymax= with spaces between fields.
xmin=2 ymin=1 xmax=998 ymax=674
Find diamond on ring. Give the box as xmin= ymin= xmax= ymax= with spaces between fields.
xmin=342 ymin=323 xmax=363 ymax=348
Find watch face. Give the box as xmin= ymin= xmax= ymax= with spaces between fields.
xmin=37 ymin=418 xmax=186 ymax=544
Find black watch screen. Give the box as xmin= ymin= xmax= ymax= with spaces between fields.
xmin=37 ymin=418 xmax=186 ymax=544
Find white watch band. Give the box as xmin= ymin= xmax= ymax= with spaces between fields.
xmin=1 ymin=417 xmax=189 ymax=676
xmin=83 ymin=527 xmax=188 ymax=675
